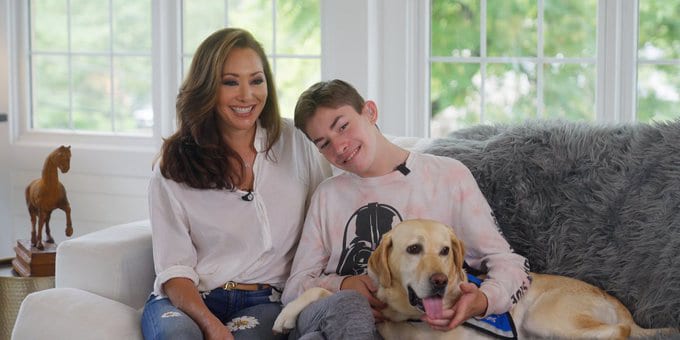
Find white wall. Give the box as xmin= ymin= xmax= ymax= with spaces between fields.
xmin=5 ymin=145 xmax=154 ymax=258
xmin=321 ymin=0 xmax=428 ymax=137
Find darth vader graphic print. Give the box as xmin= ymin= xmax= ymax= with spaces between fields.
xmin=336 ymin=202 xmax=403 ymax=275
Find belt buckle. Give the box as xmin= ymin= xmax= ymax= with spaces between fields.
xmin=224 ymin=281 xmax=237 ymax=290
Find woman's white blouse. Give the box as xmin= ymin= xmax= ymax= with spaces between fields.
xmin=148 ymin=119 xmax=330 ymax=296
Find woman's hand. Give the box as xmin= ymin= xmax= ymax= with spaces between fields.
xmin=202 ymin=321 xmax=235 ymax=340
xmin=340 ymin=274 xmax=388 ymax=322
xmin=421 ymin=282 xmax=488 ymax=331
xmin=164 ymin=278 xmax=234 ymax=339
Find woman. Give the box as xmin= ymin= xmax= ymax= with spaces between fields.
xmin=141 ymin=28 xmax=330 ymax=340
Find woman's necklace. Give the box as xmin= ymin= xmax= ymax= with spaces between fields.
xmin=242 ymin=152 xmax=256 ymax=169
xmin=238 ymin=152 xmax=256 ymax=192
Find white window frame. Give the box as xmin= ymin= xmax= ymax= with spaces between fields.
xmin=8 ymin=0 xmax=334 ymax=150
xmin=6 ymin=0 xmax=661 ymax=144
xmin=369 ymin=0 xmax=430 ymax=138
xmin=597 ymin=0 xmax=638 ymax=123
xmin=377 ymin=0 xmax=646 ymax=138
xmin=154 ymin=0 xmax=182 ymax=140
xmin=6 ymin=0 xmax=430 ymax=143
xmin=178 ymin=0 xmax=323 ymax=120
xmin=178 ymin=1 xmax=323 ymax=78
xmin=8 ymin=0 xmax=170 ymax=151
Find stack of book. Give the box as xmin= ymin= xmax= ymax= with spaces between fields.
xmin=12 ymin=239 xmax=56 ymax=277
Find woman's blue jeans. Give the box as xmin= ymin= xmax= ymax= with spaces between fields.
xmin=141 ymin=287 xmax=286 ymax=340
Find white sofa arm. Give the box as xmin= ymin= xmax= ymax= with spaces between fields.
xmin=13 ymin=288 xmax=143 ymax=340
xmin=56 ymin=220 xmax=153 ymax=310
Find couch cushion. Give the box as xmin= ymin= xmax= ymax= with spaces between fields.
xmin=13 ymin=287 xmax=142 ymax=339
xmin=56 ymin=220 xmax=153 ymax=310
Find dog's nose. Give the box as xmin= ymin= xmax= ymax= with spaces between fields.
xmin=430 ymin=273 xmax=448 ymax=291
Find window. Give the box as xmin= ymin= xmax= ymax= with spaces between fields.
xmin=20 ymin=0 xmax=320 ymax=143
xmin=429 ymin=0 xmax=680 ymax=137
xmin=29 ymin=0 xmax=153 ymax=135
xmin=182 ymin=0 xmax=321 ymax=119
xmin=637 ymin=0 xmax=680 ymax=122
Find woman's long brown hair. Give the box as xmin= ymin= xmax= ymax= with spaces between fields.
xmin=158 ymin=28 xmax=281 ymax=189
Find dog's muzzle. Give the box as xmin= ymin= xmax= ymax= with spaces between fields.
xmin=408 ymin=279 xmax=446 ymax=313
xmin=408 ymin=285 xmax=425 ymax=312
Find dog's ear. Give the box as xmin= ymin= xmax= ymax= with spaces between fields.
xmin=449 ymin=230 xmax=466 ymax=277
xmin=369 ymin=232 xmax=393 ymax=287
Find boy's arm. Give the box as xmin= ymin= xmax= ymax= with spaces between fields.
xmin=454 ymin=166 xmax=531 ymax=317
xmin=282 ymin=192 xmax=347 ymax=305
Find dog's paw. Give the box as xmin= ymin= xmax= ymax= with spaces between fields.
xmin=272 ymin=288 xmax=332 ymax=334
xmin=272 ymin=308 xmax=297 ymax=334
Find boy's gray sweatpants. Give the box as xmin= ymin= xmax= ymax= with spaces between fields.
xmin=289 ymin=290 xmax=383 ymax=340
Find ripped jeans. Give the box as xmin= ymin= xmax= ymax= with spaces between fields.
xmin=141 ymin=287 xmax=286 ymax=340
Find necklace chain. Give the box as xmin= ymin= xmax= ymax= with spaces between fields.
xmin=243 ymin=154 xmax=255 ymax=169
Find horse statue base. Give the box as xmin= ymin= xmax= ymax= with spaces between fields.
xmin=12 ymin=239 xmax=57 ymax=277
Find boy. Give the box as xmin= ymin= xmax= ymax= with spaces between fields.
xmin=282 ymin=79 xmax=531 ymax=338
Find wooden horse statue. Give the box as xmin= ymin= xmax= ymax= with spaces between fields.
xmin=25 ymin=145 xmax=73 ymax=250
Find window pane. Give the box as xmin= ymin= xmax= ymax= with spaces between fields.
xmin=72 ymin=56 xmax=112 ymax=131
xmin=113 ymin=0 xmax=152 ymax=52
xmin=182 ymin=0 xmax=321 ymax=120
xmin=276 ymin=0 xmax=320 ymax=55
xmin=274 ymin=58 xmax=320 ymax=118
xmin=114 ymin=56 xmax=153 ymax=134
xmin=485 ymin=63 xmax=537 ymax=123
xmin=29 ymin=0 xmax=153 ymax=134
xmin=31 ymin=0 xmax=68 ymax=51
xmin=430 ymin=63 xmax=481 ymax=137
xmin=544 ymin=1 xmax=597 ymax=58
xmin=228 ymin=0 xmax=273 ymax=53
xmin=183 ymin=0 xmax=225 ymax=55
xmin=639 ymin=0 xmax=680 ymax=60
xmin=431 ymin=0 xmax=480 ymax=57
xmin=32 ymin=55 xmax=70 ymax=129
xmin=637 ymin=64 xmax=680 ymax=123
xmin=543 ymin=63 xmax=595 ymax=121
xmin=487 ymin=0 xmax=537 ymax=57
xmin=71 ymin=0 xmax=110 ymax=52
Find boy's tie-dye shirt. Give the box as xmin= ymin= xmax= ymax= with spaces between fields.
xmin=282 ymin=152 xmax=531 ymax=317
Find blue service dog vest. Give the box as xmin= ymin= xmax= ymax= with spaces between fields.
xmin=463 ymin=274 xmax=517 ymax=339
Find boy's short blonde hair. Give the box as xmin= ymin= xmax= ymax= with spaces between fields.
xmin=294 ymin=79 xmax=365 ymax=133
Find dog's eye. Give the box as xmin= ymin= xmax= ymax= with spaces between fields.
xmin=406 ymin=244 xmax=422 ymax=254
xmin=440 ymin=246 xmax=450 ymax=256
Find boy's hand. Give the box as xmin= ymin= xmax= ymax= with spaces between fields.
xmin=421 ymin=282 xmax=488 ymax=331
xmin=340 ymin=274 xmax=388 ymax=321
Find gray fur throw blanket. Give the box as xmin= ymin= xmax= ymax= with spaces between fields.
xmin=422 ymin=120 xmax=680 ymax=330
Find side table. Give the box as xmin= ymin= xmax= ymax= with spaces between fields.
xmin=0 ymin=257 xmax=54 ymax=340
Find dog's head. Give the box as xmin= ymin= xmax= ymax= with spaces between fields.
xmin=368 ymin=219 xmax=466 ymax=321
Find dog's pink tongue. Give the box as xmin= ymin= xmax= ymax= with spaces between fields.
xmin=423 ymin=297 xmax=444 ymax=319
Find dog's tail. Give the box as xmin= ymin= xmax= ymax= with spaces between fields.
xmin=629 ymin=325 xmax=679 ymax=338
xmin=610 ymin=296 xmax=679 ymax=337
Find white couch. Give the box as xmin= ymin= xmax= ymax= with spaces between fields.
xmin=12 ymin=220 xmax=154 ymax=339
xmin=12 ymin=123 xmax=680 ymax=336
xmin=10 ymin=136 xmax=431 ymax=339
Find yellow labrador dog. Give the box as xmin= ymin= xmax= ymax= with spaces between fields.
xmin=274 ymin=219 xmax=674 ymax=339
